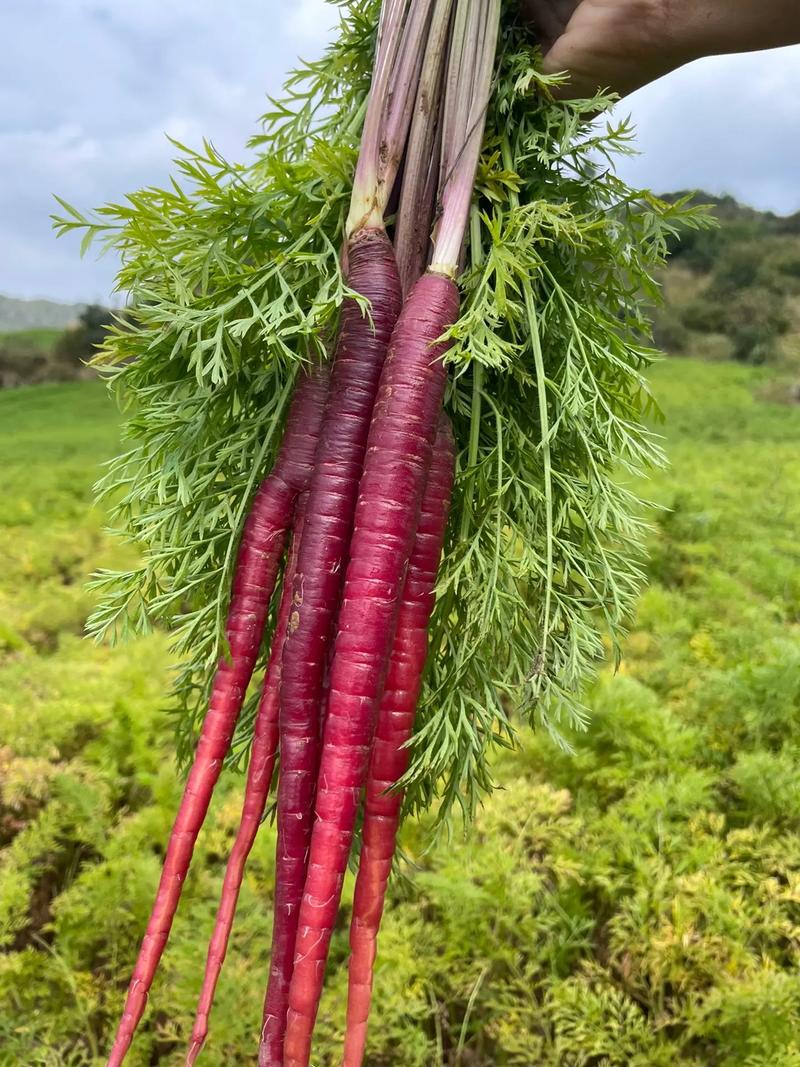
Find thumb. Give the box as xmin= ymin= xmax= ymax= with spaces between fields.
xmin=540 ymin=3 xmax=690 ymax=100
xmin=541 ymin=34 xmax=607 ymax=99
xmin=542 ymin=31 xmax=677 ymax=100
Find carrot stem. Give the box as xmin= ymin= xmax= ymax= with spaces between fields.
xmin=348 ymin=0 xmax=436 ymax=236
xmin=394 ymin=0 xmax=453 ymax=294
xmin=431 ymin=0 xmax=500 ymax=276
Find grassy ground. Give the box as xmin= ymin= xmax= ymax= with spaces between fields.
xmin=1 ymin=364 xmax=800 ymax=1066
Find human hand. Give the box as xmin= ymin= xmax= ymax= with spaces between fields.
xmin=521 ymin=0 xmax=800 ymax=99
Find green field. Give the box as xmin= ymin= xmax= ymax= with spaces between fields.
xmin=2 ymin=364 xmax=800 ymax=1066
xmin=0 ymin=327 xmax=61 ymax=350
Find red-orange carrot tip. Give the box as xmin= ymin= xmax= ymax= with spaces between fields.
xmin=185 ymin=494 xmax=309 ymax=1067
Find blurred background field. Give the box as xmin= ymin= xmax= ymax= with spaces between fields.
xmin=2 ymin=342 xmax=800 ymax=1064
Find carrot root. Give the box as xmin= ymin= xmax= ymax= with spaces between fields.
xmin=260 ymin=229 xmax=402 ymax=1067
xmin=283 ymin=272 xmax=459 ymax=1067
xmin=106 ymin=368 xmax=328 ymax=1067
xmin=185 ymin=493 xmax=309 ymax=1067
xmin=343 ymin=416 xmax=455 ymax=1067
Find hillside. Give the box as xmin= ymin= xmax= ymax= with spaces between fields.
xmin=0 ymin=293 xmax=85 ymax=333
xmin=654 ymin=192 xmax=800 ymax=373
xmin=0 ymin=305 xmax=114 ymax=389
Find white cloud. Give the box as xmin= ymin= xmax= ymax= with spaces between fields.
xmin=615 ymin=46 xmax=800 ymax=213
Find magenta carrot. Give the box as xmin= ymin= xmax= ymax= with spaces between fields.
xmin=283 ymin=271 xmax=459 ymax=1067
xmin=260 ymin=230 xmax=402 ymax=1067
xmin=259 ymin=1 xmax=432 ymax=1059
xmin=105 ymin=368 xmax=328 ymax=1067
xmin=343 ymin=416 xmax=455 ymax=1067
xmin=185 ymin=495 xmax=309 ymax=1067
xmin=285 ymin=2 xmax=501 ymax=1055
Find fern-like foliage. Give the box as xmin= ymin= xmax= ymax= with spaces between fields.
xmin=53 ymin=2 xmax=710 ymax=812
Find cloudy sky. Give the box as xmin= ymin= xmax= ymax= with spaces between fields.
xmin=2 ymin=1 xmax=798 ymax=303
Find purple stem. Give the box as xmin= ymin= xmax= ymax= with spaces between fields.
xmin=394 ymin=0 xmax=454 ymax=293
xmin=348 ymin=0 xmax=436 ymax=236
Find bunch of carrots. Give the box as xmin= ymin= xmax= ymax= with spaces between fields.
xmin=106 ymin=1 xmax=502 ymax=1064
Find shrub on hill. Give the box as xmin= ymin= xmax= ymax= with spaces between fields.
xmin=52 ymin=305 xmax=114 ymax=369
xmin=652 ymin=306 xmax=689 ymax=353
xmin=0 ymin=335 xmax=51 ymax=388
xmin=656 ymin=194 xmax=800 ymax=363
xmin=683 ymin=285 xmax=789 ymax=363
xmin=0 ymin=304 xmax=116 ymax=388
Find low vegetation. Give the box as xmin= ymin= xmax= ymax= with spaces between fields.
xmin=2 ymin=357 xmax=799 ymax=1065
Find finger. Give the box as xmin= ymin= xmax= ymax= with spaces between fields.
xmin=540 ymin=3 xmax=665 ymax=100
xmin=541 ymin=33 xmax=607 ymax=98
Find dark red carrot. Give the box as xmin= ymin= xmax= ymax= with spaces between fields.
xmin=185 ymin=493 xmax=309 ymax=1067
xmin=284 ymin=0 xmax=501 ymax=1055
xmin=106 ymin=368 xmax=328 ymax=1067
xmin=260 ymin=229 xmax=402 ymax=1067
xmin=283 ymin=271 xmax=459 ymax=1067
xmin=343 ymin=416 xmax=455 ymax=1067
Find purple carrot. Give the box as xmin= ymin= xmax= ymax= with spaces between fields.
xmin=283 ymin=271 xmax=459 ymax=1067
xmin=285 ymin=1 xmax=501 ymax=1058
xmin=260 ymin=228 xmax=402 ymax=1067
xmin=259 ymin=0 xmax=434 ymax=1058
xmin=185 ymin=493 xmax=309 ymax=1067
xmin=105 ymin=367 xmax=328 ymax=1067
xmin=343 ymin=416 xmax=455 ymax=1067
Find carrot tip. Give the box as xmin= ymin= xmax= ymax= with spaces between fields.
xmin=185 ymin=1039 xmax=203 ymax=1067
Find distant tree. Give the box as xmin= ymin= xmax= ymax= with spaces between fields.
xmin=726 ymin=288 xmax=790 ymax=363
xmin=708 ymin=242 xmax=766 ymax=295
xmin=53 ymin=304 xmax=113 ymax=367
xmin=770 ymin=245 xmax=800 ymax=281
xmin=652 ymin=307 xmax=689 ymax=354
